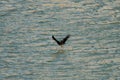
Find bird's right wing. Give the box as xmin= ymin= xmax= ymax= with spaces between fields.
xmin=61 ymin=35 xmax=70 ymax=44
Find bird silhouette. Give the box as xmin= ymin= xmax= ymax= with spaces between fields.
xmin=52 ymin=35 xmax=70 ymax=47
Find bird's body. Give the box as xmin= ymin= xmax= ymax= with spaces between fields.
xmin=52 ymin=35 xmax=70 ymax=47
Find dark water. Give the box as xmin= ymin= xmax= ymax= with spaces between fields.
xmin=0 ymin=0 xmax=120 ymax=80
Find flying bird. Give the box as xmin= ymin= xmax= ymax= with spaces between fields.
xmin=52 ymin=35 xmax=70 ymax=47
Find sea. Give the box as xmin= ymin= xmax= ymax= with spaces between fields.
xmin=0 ymin=0 xmax=120 ymax=80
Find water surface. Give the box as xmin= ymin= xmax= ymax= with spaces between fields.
xmin=0 ymin=0 xmax=120 ymax=80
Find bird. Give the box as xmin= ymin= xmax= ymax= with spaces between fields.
xmin=52 ymin=35 xmax=70 ymax=47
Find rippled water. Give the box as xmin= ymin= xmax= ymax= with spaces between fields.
xmin=0 ymin=0 xmax=120 ymax=80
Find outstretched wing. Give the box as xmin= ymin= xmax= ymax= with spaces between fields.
xmin=52 ymin=35 xmax=60 ymax=45
xmin=61 ymin=35 xmax=70 ymax=44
